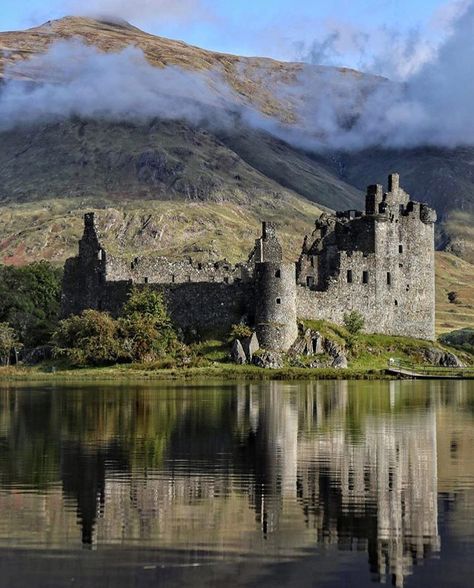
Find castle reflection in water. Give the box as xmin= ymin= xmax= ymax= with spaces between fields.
xmin=0 ymin=380 xmax=473 ymax=586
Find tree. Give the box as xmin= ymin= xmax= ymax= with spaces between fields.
xmin=0 ymin=262 xmax=62 ymax=347
xmin=0 ymin=322 xmax=22 ymax=366
xmin=343 ymin=311 xmax=365 ymax=336
xmin=53 ymin=310 xmax=121 ymax=366
xmin=119 ymin=287 xmax=178 ymax=362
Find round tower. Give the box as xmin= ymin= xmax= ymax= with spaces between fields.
xmin=255 ymin=262 xmax=298 ymax=352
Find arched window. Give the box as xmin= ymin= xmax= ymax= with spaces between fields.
xmin=275 ymin=269 xmax=281 ymax=278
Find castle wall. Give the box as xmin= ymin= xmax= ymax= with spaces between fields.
xmin=105 ymin=254 xmax=250 ymax=285
xmin=64 ymin=277 xmax=254 ymax=338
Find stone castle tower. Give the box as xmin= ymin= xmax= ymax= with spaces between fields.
xmin=62 ymin=173 xmax=437 ymax=346
xmin=253 ymin=222 xmax=298 ymax=352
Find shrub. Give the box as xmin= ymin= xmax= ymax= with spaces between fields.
xmin=53 ymin=310 xmax=121 ymax=366
xmin=119 ymin=287 xmax=178 ymax=362
xmin=343 ymin=311 xmax=365 ymax=336
xmin=230 ymin=323 xmax=253 ymax=341
xmin=0 ymin=322 xmax=22 ymax=366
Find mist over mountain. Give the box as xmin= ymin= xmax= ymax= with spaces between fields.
xmin=0 ymin=13 xmax=473 ymax=267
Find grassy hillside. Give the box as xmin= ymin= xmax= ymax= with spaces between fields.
xmin=0 ymin=196 xmax=320 ymax=265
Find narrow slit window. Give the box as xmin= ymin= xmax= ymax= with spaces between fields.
xmin=275 ymin=269 xmax=281 ymax=278
xmin=399 ymin=244 xmax=403 ymax=254
xmin=347 ymin=270 xmax=353 ymax=283
xmin=363 ymin=271 xmax=369 ymax=284
xmin=387 ymin=272 xmax=392 ymax=286
xmin=144 ymin=277 xmax=149 ymax=284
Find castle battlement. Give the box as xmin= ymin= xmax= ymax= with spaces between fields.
xmin=62 ymin=173 xmax=437 ymax=347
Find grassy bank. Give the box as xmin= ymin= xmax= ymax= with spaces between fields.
xmin=0 ymin=318 xmax=471 ymax=384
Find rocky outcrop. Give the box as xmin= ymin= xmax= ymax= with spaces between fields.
xmin=289 ymin=328 xmax=348 ymax=369
xmin=252 ymin=350 xmax=284 ymax=370
xmin=289 ymin=328 xmax=324 ymax=356
xmin=323 ymin=339 xmax=348 ymax=369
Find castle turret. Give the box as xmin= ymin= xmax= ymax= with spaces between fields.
xmin=254 ymin=223 xmax=298 ymax=352
xmin=61 ymin=213 xmax=107 ymax=316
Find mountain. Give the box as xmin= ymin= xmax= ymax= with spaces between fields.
xmin=0 ymin=16 xmax=473 ymax=271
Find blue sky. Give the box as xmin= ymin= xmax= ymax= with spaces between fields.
xmin=0 ymin=0 xmax=455 ymax=64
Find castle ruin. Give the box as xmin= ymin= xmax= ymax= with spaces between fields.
xmin=62 ymin=173 xmax=437 ymax=345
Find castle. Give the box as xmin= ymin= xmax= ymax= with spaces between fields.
xmin=62 ymin=173 xmax=437 ymax=346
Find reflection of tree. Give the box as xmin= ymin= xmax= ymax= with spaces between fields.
xmin=0 ymin=381 xmax=469 ymax=585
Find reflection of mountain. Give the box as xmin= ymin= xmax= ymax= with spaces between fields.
xmin=0 ymin=381 xmax=473 ymax=585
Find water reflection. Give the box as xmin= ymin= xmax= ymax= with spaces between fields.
xmin=0 ymin=380 xmax=473 ymax=587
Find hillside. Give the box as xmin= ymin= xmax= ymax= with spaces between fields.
xmin=0 ymin=16 xmax=473 ymax=263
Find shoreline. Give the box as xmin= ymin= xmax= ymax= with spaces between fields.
xmin=0 ymin=364 xmax=391 ymax=383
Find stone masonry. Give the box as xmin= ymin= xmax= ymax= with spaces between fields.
xmin=61 ymin=173 xmax=437 ymax=348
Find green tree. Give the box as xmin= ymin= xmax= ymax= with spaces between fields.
xmin=0 ymin=322 xmax=22 ymax=365
xmin=343 ymin=310 xmax=365 ymax=336
xmin=0 ymin=262 xmax=62 ymax=347
xmin=119 ymin=287 xmax=178 ymax=362
xmin=53 ymin=310 xmax=121 ymax=366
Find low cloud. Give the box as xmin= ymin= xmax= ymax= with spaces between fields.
xmin=1 ymin=0 xmax=474 ymax=151
xmin=0 ymin=40 xmax=241 ymax=131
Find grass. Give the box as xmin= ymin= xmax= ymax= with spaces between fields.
xmin=0 ymin=363 xmax=388 ymax=382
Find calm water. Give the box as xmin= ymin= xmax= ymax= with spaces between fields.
xmin=0 ymin=380 xmax=473 ymax=587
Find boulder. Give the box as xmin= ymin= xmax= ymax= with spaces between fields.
xmin=423 ymin=348 xmax=464 ymax=368
xmin=230 ymin=339 xmax=247 ymax=365
xmin=252 ymin=350 xmax=284 ymax=370
xmin=242 ymin=332 xmax=260 ymax=362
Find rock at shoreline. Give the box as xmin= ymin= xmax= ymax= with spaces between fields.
xmin=252 ymin=350 xmax=283 ymax=369
xmin=231 ymin=339 xmax=247 ymax=364
xmin=242 ymin=332 xmax=260 ymax=362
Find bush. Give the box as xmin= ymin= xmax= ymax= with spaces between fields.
xmin=53 ymin=310 xmax=121 ymax=366
xmin=343 ymin=311 xmax=365 ymax=336
xmin=119 ymin=288 xmax=179 ymax=362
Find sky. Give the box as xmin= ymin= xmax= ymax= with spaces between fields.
xmin=0 ymin=0 xmax=456 ymax=70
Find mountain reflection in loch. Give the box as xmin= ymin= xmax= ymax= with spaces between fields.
xmin=0 ymin=380 xmax=473 ymax=588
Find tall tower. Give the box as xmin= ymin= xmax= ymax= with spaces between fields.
xmin=254 ymin=223 xmax=298 ymax=352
